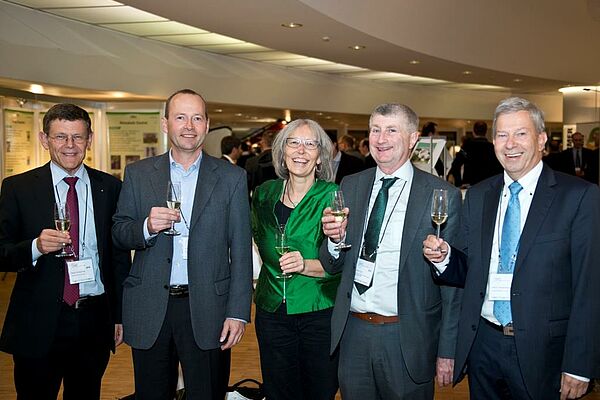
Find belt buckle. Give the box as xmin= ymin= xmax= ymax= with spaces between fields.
xmin=73 ymin=297 xmax=85 ymax=309
xmin=503 ymin=324 xmax=514 ymax=336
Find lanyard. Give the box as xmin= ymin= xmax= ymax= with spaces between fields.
xmin=55 ymin=181 xmax=89 ymax=258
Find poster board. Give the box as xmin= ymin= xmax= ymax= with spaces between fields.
xmin=107 ymin=112 xmax=163 ymax=180
xmin=3 ymin=109 xmax=34 ymax=177
xmin=410 ymin=137 xmax=446 ymax=175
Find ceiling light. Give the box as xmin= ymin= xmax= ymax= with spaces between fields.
xmin=214 ymin=109 xmax=223 ymax=113
xmin=322 ymin=36 xmax=330 ymax=42
xmin=462 ymin=70 xmax=472 ymax=75
xmin=559 ymin=85 xmax=600 ymax=93
xmin=513 ymin=78 xmax=523 ymax=83
xmin=281 ymin=22 xmax=303 ymax=28
xmin=349 ymin=45 xmax=366 ymax=50
xmin=29 ymin=84 xmax=44 ymax=94
xmin=234 ymin=113 xmax=243 ymax=117
xmin=111 ymin=91 xmax=126 ymax=98
xmin=409 ymin=60 xmax=420 ymax=65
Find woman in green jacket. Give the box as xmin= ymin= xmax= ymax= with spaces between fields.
xmin=252 ymin=119 xmax=341 ymax=400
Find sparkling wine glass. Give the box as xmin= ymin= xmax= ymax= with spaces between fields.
xmin=165 ymin=181 xmax=181 ymax=236
xmin=431 ymin=189 xmax=448 ymax=240
xmin=329 ymin=191 xmax=351 ymax=249
xmin=275 ymin=224 xmax=292 ymax=303
xmin=54 ymin=202 xmax=73 ymax=257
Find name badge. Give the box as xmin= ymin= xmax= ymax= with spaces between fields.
xmin=354 ymin=257 xmax=375 ymax=287
xmin=66 ymin=258 xmax=95 ymax=284
xmin=488 ymin=274 xmax=513 ymax=300
xmin=180 ymin=236 xmax=189 ymax=260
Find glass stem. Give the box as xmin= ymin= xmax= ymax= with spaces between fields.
xmin=436 ymin=224 xmax=441 ymax=239
xmin=282 ymin=278 xmax=286 ymax=303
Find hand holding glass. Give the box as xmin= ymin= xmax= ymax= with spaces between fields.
xmin=431 ymin=189 xmax=448 ymax=252
xmin=54 ymin=202 xmax=74 ymax=257
xmin=329 ymin=191 xmax=351 ymax=249
xmin=165 ymin=181 xmax=181 ymax=236
xmin=275 ymin=225 xmax=292 ymax=303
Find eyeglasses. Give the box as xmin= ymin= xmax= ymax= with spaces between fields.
xmin=48 ymin=134 xmax=89 ymax=144
xmin=285 ymin=138 xmax=320 ymax=150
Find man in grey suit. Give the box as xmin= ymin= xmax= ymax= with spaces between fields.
xmin=112 ymin=89 xmax=253 ymax=400
xmin=320 ymin=103 xmax=462 ymax=399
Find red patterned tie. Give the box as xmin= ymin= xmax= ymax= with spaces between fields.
xmin=63 ymin=177 xmax=79 ymax=305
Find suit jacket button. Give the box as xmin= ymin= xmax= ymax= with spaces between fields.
xmin=167 ymin=258 xmax=171 ymax=263
xmin=471 ymin=324 xmax=477 ymax=331
xmin=163 ymin=285 xmax=169 ymax=290
xmin=347 ymin=292 xmax=350 ymax=298
xmin=512 ymin=292 xmax=520 ymax=296
xmin=479 ymin=292 xmax=484 ymax=298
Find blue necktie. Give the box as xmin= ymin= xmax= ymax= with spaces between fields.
xmin=493 ymin=181 xmax=523 ymax=326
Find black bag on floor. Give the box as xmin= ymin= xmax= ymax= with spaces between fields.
xmin=226 ymin=378 xmax=264 ymax=400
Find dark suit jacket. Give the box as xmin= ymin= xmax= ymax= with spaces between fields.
xmin=112 ymin=153 xmax=253 ymax=350
xmin=320 ymin=166 xmax=462 ymax=383
xmin=0 ymin=163 xmax=130 ymax=358
xmin=437 ymin=165 xmax=600 ymax=398
xmin=364 ymin=154 xmax=376 ymax=169
xmin=553 ymin=147 xmax=596 ymax=183
xmin=245 ymin=149 xmax=276 ymax=193
xmin=461 ymin=137 xmax=502 ymax=185
xmin=334 ymin=151 xmax=364 ymax=184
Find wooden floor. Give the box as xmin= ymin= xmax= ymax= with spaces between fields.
xmin=1 ymin=272 xmax=598 ymax=399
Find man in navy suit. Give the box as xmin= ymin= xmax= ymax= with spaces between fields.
xmin=423 ymin=97 xmax=600 ymax=399
xmin=0 ymin=103 xmax=129 ymax=399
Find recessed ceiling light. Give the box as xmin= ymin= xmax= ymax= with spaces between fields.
xmin=281 ymin=22 xmax=303 ymax=28
xmin=462 ymin=70 xmax=472 ymax=75
xmin=325 ymin=116 xmax=332 ymax=119
xmin=322 ymin=36 xmax=331 ymax=42
xmin=214 ymin=109 xmax=223 ymax=113
xmin=513 ymin=78 xmax=523 ymax=83
xmin=29 ymin=84 xmax=44 ymax=94
xmin=409 ymin=60 xmax=420 ymax=65
xmin=234 ymin=113 xmax=243 ymax=117
xmin=349 ymin=45 xmax=366 ymax=50
xmin=316 ymin=112 xmax=323 ymax=116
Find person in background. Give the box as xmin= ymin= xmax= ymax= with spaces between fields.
xmin=236 ymin=141 xmax=253 ymax=169
xmin=246 ymin=130 xmax=278 ymax=194
xmin=453 ymin=121 xmax=503 ymax=187
xmin=112 ymin=89 xmax=252 ymax=400
xmin=423 ymin=97 xmax=600 ymax=400
xmin=252 ymin=119 xmax=340 ymax=400
xmin=321 ymin=103 xmax=462 ymax=400
xmin=554 ymin=131 xmax=596 ymax=183
xmin=338 ymin=134 xmax=363 ymax=160
xmin=0 ymin=103 xmax=130 ymax=399
xmin=359 ymin=138 xmax=377 ymax=168
xmin=328 ymin=131 xmax=364 ymax=184
xmin=220 ymin=135 xmax=242 ymax=165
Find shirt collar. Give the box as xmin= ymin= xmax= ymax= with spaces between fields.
xmin=375 ymin=161 xmax=413 ymax=183
xmin=50 ymin=161 xmax=86 ymax=187
xmin=502 ymin=160 xmax=543 ymax=193
xmin=333 ymin=150 xmax=342 ymax=162
xmin=169 ymin=149 xmax=203 ymax=172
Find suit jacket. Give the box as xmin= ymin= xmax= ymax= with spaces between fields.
xmin=320 ymin=166 xmax=462 ymax=383
xmin=0 ymin=163 xmax=130 ymax=358
xmin=245 ymin=149 xmax=276 ymax=193
xmin=334 ymin=151 xmax=364 ymax=184
xmin=112 ymin=152 xmax=253 ymax=350
xmin=460 ymin=137 xmax=503 ymax=186
xmin=438 ymin=165 xmax=600 ymax=398
xmin=553 ymin=147 xmax=596 ymax=183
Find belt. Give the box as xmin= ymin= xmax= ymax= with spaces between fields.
xmin=68 ymin=294 xmax=105 ymax=310
xmin=351 ymin=312 xmax=399 ymax=324
xmin=168 ymin=285 xmax=189 ymax=298
xmin=482 ymin=317 xmax=514 ymax=336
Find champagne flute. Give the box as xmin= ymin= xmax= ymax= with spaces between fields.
xmin=275 ymin=224 xmax=292 ymax=303
xmin=165 ymin=181 xmax=181 ymax=236
xmin=431 ymin=189 xmax=448 ymax=251
xmin=54 ymin=202 xmax=73 ymax=257
xmin=329 ymin=191 xmax=351 ymax=249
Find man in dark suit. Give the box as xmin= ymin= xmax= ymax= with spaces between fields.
xmin=112 ymin=89 xmax=253 ymax=400
xmin=220 ymin=135 xmax=241 ymax=164
xmin=0 ymin=103 xmax=130 ymax=399
xmin=359 ymin=138 xmax=377 ymax=168
xmin=424 ymin=97 xmax=600 ymax=399
xmin=320 ymin=103 xmax=462 ymax=399
xmin=245 ymin=130 xmax=277 ymax=193
xmin=553 ymin=132 xmax=596 ymax=183
xmin=328 ymin=132 xmax=364 ymax=184
xmin=460 ymin=121 xmax=503 ymax=186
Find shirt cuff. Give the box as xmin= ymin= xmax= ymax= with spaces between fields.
xmin=432 ymin=244 xmax=451 ymax=274
xmin=31 ymin=239 xmax=42 ymax=265
xmin=227 ymin=317 xmax=247 ymax=324
xmin=327 ymin=238 xmax=341 ymax=259
xmin=143 ymin=217 xmax=158 ymax=242
xmin=563 ymin=372 xmax=589 ymax=383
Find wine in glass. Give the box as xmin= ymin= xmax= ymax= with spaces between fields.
xmin=431 ymin=189 xmax=448 ymax=250
xmin=54 ymin=202 xmax=73 ymax=258
xmin=275 ymin=225 xmax=292 ymax=303
xmin=165 ymin=181 xmax=181 ymax=236
xmin=329 ymin=191 xmax=351 ymax=249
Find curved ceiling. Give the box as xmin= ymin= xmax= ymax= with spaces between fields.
xmin=120 ymin=0 xmax=600 ymax=92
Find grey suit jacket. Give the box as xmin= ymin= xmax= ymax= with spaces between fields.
xmin=112 ymin=152 xmax=253 ymax=350
xmin=320 ymin=165 xmax=462 ymax=383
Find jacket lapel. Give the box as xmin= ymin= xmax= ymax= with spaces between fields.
xmin=189 ymin=154 xmax=218 ymax=230
xmin=514 ymin=166 xmax=556 ymax=274
xmin=149 ymin=153 xmax=171 ymax=208
xmin=480 ymin=176 xmax=502 ymax=278
xmin=399 ymin=169 xmax=430 ymax=273
xmin=86 ymin=167 xmax=106 ymax=267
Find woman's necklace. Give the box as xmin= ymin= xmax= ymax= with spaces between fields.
xmin=284 ymin=179 xmax=315 ymax=208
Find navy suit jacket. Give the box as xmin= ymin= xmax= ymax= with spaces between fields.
xmin=437 ymin=164 xmax=600 ymax=398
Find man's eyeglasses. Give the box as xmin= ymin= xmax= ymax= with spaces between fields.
xmin=285 ymin=138 xmax=320 ymax=150
xmin=48 ymin=134 xmax=89 ymax=144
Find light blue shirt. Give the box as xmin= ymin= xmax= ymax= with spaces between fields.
xmin=31 ymin=162 xmax=104 ymax=296
xmin=168 ymin=151 xmax=202 ymax=285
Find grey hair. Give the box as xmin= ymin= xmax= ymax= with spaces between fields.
xmin=492 ymin=97 xmax=545 ymax=136
xmin=272 ymin=119 xmax=334 ymax=182
xmin=369 ymin=103 xmax=419 ymax=134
